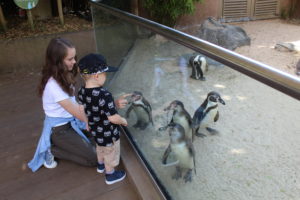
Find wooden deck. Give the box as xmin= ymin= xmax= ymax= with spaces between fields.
xmin=0 ymin=74 xmax=141 ymax=200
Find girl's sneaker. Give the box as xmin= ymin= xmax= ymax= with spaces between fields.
xmin=44 ymin=149 xmax=57 ymax=169
xmin=43 ymin=159 xmax=57 ymax=169
xmin=97 ymin=163 xmax=105 ymax=173
xmin=105 ymin=170 xmax=126 ymax=185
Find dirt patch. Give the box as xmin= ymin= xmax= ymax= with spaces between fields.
xmin=0 ymin=14 xmax=93 ymax=40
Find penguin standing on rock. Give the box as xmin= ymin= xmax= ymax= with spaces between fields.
xmin=189 ymin=55 xmax=208 ymax=81
xmin=162 ymin=123 xmax=196 ymax=183
xmin=192 ymin=91 xmax=225 ymax=137
xmin=159 ymin=100 xmax=194 ymax=142
xmin=126 ymin=91 xmax=153 ymax=130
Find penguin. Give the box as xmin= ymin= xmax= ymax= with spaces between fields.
xmin=162 ymin=123 xmax=196 ymax=183
xmin=126 ymin=91 xmax=153 ymax=130
xmin=159 ymin=100 xmax=194 ymax=142
xmin=192 ymin=91 xmax=225 ymax=137
xmin=189 ymin=55 xmax=208 ymax=81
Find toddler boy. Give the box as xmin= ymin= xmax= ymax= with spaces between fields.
xmin=77 ymin=53 xmax=127 ymax=185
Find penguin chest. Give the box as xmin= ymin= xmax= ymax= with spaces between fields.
xmin=173 ymin=115 xmax=191 ymax=134
xmin=171 ymin=143 xmax=193 ymax=169
xmin=133 ymin=106 xmax=149 ymax=122
xmin=201 ymin=108 xmax=218 ymax=127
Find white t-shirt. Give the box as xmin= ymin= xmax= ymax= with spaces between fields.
xmin=42 ymin=77 xmax=76 ymax=118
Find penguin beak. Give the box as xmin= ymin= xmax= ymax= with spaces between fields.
xmin=164 ymin=105 xmax=171 ymax=111
xmin=218 ymin=98 xmax=225 ymax=105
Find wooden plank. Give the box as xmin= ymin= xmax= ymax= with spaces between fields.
xmin=120 ymin=132 xmax=166 ymax=200
xmin=89 ymin=183 xmax=140 ymax=200
xmin=0 ymin=75 xmax=140 ymax=200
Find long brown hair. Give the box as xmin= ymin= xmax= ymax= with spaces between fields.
xmin=38 ymin=38 xmax=78 ymax=97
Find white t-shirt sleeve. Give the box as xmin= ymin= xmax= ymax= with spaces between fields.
xmin=47 ymin=78 xmax=70 ymax=103
xmin=42 ymin=78 xmax=75 ymax=118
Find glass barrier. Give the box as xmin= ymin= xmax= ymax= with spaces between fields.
xmin=91 ymin=3 xmax=300 ymax=200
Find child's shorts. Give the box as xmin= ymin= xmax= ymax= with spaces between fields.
xmin=96 ymin=139 xmax=120 ymax=168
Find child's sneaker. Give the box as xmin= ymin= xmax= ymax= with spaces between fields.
xmin=105 ymin=170 xmax=126 ymax=185
xmin=97 ymin=163 xmax=105 ymax=173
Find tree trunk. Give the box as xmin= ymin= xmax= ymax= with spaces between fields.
xmin=0 ymin=5 xmax=7 ymax=31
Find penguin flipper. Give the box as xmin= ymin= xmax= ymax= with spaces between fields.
xmin=192 ymin=108 xmax=206 ymax=128
xmin=187 ymin=140 xmax=196 ymax=174
xmin=162 ymin=145 xmax=171 ymax=165
xmin=214 ymin=111 xmax=219 ymax=122
xmin=125 ymin=105 xmax=133 ymax=118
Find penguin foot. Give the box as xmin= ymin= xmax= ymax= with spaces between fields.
xmin=172 ymin=167 xmax=182 ymax=180
xmin=206 ymin=127 xmax=219 ymax=135
xmin=199 ymin=77 xmax=206 ymax=81
xmin=184 ymin=169 xmax=192 ymax=183
xmin=190 ymin=75 xmax=196 ymax=79
xmin=140 ymin=123 xmax=149 ymax=130
xmin=133 ymin=123 xmax=140 ymax=128
xmin=195 ymin=132 xmax=207 ymax=138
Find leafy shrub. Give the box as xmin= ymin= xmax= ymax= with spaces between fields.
xmin=143 ymin=0 xmax=203 ymax=27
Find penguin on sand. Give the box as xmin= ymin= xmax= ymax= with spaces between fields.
xmin=159 ymin=100 xmax=194 ymax=142
xmin=126 ymin=91 xmax=153 ymax=130
xmin=189 ymin=55 xmax=208 ymax=81
xmin=162 ymin=123 xmax=196 ymax=183
xmin=192 ymin=91 xmax=225 ymax=137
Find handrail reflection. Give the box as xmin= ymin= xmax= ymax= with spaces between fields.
xmin=89 ymin=1 xmax=300 ymax=100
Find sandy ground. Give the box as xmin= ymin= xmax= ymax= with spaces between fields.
xmin=234 ymin=19 xmax=300 ymax=76
xmin=109 ymin=19 xmax=300 ymax=200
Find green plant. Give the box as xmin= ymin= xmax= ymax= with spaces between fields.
xmin=280 ymin=9 xmax=288 ymax=19
xmin=143 ymin=0 xmax=203 ymax=27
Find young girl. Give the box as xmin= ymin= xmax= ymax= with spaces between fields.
xmin=28 ymin=38 xmax=98 ymax=172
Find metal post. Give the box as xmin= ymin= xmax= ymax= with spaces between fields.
xmin=0 ymin=5 xmax=7 ymax=32
xmin=26 ymin=9 xmax=34 ymax=30
xmin=57 ymin=0 xmax=64 ymax=26
xmin=131 ymin=0 xmax=139 ymax=16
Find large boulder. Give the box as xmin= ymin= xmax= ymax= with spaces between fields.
xmin=197 ymin=17 xmax=251 ymax=50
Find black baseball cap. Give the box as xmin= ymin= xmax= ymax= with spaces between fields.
xmin=78 ymin=53 xmax=118 ymax=75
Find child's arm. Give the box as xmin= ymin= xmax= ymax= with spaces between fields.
xmin=108 ymin=114 xmax=128 ymax=126
xmin=114 ymin=93 xmax=131 ymax=109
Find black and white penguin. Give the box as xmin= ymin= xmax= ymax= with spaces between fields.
xmin=126 ymin=91 xmax=153 ymax=130
xmin=189 ymin=55 xmax=208 ymax=81
xmin=159 ymin=100 xmax=194 ymax=142
xmin=192 ymin=91 xmax=225 ymax=137
xmin=162 ymin=123 xmax=196 ymax=183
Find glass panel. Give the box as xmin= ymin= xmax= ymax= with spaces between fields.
xmin=91 ymin=4 xmax=300 ymax=200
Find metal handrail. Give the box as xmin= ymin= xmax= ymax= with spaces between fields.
xmin=89 ymin=1 xmax=300 ymax=100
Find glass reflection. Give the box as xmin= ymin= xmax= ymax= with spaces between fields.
xmin=92 ymin=5 xmax=300 ymax=200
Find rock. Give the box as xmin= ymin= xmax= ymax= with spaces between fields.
xmin=197 ymin=17 xmax=251 ymax=50
xmin=296 ymin=60 xmax=300 ymax=76
xmin=275 ymin=42 xmax=300 ymax=53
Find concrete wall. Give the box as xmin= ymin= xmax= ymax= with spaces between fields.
xmin=0 ymin=30 xmax=96 ymax=74
xmin=175 ymin=0 xmax=221 ymax=34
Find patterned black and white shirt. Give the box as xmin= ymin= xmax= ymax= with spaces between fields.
xmin=78 ymin=86 xmax=120 ymax=146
